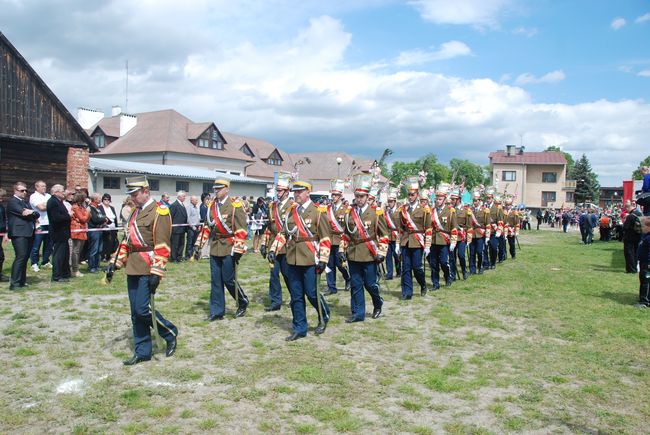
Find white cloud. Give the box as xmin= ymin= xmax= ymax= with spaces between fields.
xmin=635 ymin=13 xmax=650 ymax=23
xmin=638 ymin=70 xmax=650 ymax=77
xmin=611 ymin=17 xmax=626 ymax=30
xmin=513 ymin=26 xmax=538 ymax=37
xmin=515 ymin=70 xmax=566 ymax=85
xmin=408 ymin=0 xmax=513 ymax=27
xmin=0 ymin=1 xmax=647 ymax=186
xmin=395 ymin=41 xmax=472 ymax=66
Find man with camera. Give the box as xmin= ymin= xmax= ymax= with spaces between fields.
xmin=7 ymin=182 xmax=38 ymax=290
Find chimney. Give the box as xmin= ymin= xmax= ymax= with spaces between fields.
xmin=119 ymin=113 xmax=137 ymax=136
xmin=77 ymin=107 xmax=105 ymax=129
xmin=111 ymin=105 xmax=122 ymax=116
xmin=506 ymin=144 xmax=516 ymax=157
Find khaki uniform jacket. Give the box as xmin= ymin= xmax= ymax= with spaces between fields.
xmin=115 ymin=200 xmax=172 ymax=277
xmin=503 ymin=209 xmax=521 ymax=237
xmin=456 ymin=206 xmax=471 ymax=242
xmin=470 ymin=206 xmax=491 ymax=239
xmin=270 ymin=202 xmax=331 ymax=266
xmin=195 ymin=196 xmax=247 ymax=257
xmin=384 ymin=206 xmax=401 ymax=243
xmin=488 ymin=203 xmax=505 ymax=234
xmin=262 ymin=198 xmax=292 ymax=255
xmin=328 ymin=202 xmax=347 ymax=246
xmin=342 ymin=205 xmax=389 ymax=262
xmin=431 ymin=205 xmax=458 ymax=246
xmin=399 ymin=202 xmax=432 ymax=249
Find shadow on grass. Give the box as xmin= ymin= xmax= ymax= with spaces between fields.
xmin=599 ymin=291 xmax=638 ymax=306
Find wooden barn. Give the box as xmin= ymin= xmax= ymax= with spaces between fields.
xmin=0 ymin=31 xmax=97 ymax=199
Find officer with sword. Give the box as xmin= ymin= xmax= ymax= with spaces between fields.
xmin=267 ymin=180 xmax=332 ymax=341
xmin=108 ymin=176 xmax=178 ymax=365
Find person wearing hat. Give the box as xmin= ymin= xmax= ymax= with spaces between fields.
xmin=340 ymin=173 xmax=389 ymax=322
xmin=494 ymin=195 xmax=507 ymax=263
xmin=324 ymin=178 xmax=351 ymax=295
xmin=398 ymin=176 xmax=431 ymax=299
xmin=195 ymin=179 xmax=249 ymax=321
xmin=484 ymin=190 xmax=504 ymax=269
xmin=450 ymin=189 xmax=469 ymax=281
xmin=109 ymin=176 xmax=178 ymax=365
xmin=383 ymin=187 xmax=401 ymax=280
xmin=260 ymin=172 xmax=294 ymax=311
xmin=428 ymin=184 xmax=458 ymax=289
xmin=503 ymin=195 xmax=520 ymax=259
xmin=267 ymin=180 xmax=332 ymax=341
xmin=468 ymin=188 xmax=490 ymax=275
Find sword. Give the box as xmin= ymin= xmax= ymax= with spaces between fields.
xmin=150 ymin=291 xmax=164 ymax=353
xmin=316 ymin=266 xmax=327 ymax=324
xmin=378 ymin=261 xmax=393 ymax=293
xmin=515 ymin=235 xmax=522 ymax=251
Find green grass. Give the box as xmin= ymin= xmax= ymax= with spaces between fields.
xmin=0 ymin=231 xmax=648 ymax=433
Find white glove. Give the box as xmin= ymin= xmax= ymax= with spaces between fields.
xmin=424 ymin=248 xmax=430 ymax=257
xmin=449 ymin=242 xmax=456 ymax=252
xmin=395 ymin=244 xmax=401 ymax=255
xmin=495 ymin=230 xmax=502 ymax=238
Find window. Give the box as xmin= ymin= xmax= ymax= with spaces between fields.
xmin=502 ymin=171 xmax=516 ymax=181
xmin=94 ymin=133 xmax=105 ymax=148
xmin=198 ymin=138 xmax=210 ymax=148
xmin=240 ymin=144 xmax=254 ymax=157
xmin=203 ymin=182 xmax=213 ymax=193
xmin=566 ymin=191 xmax=575 ymax=202
xmin=149 ymin=179 xmax=160 ymax=191
xmin=541 ymin=191 xmax=556 ymax=206
xmin=103 ymin=176 xmax=120 ymax=189
xmin=542 ymin=172 xmax=557 ymax=183
xmin=213 ymin=140 xmax=224 ymax=150
xmin=267 ymin=158 xmax=281 ymax=166
xmin=229 ymin=171 xmax=241 ymax=176
xmin=176 ymin=181 xmax=189 ymax=192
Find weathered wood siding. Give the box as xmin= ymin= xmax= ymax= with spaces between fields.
xmin=0 ymin=141 xmax=68 ymax=198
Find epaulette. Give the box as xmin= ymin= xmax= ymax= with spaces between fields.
xmin=424 ymin=206 xmax=431 ymax=212
xmin=231 ymin=197 xmax=243 ymax=208
xmin=449 ymin=207 xmax=456 ymax=213
xmin=156 ymin=203 xmax=170 ymax=216
xmin=318 ymin=205 xmax=328 ymax=212
xmin=376 ymin=208 xmax=384 ymax=216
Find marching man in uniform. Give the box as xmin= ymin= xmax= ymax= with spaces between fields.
xmin=340 ymin=174 xmax=389 ymax=322
xmin=195 ymin=179 xmax=249 ymax=321
xmin=503 ymin=195 xmax=521 ymax=259
xmin=428 ymin=183 xmax=458 ymax=289
xmin=111 ymin=176 xmax=178 ymax=365
xmin=398 ymin=177 xmax=431 ymax=299
xmin=469 ymin=188 xmax=490 ymax=275
xmin=484 ymin=188 xmax=504 ymax=269
xmin=452 ymin=189 xmax=471 ymax=281
xmin=324 ymin=178 xmax=351 ymax=295
xmin=383 ymin=187 xmax=401 ymax=280
xmin=267 ymin=180 xmax=332 ymax=341
xmin=261 ymin=172 xmax=293 ymax=311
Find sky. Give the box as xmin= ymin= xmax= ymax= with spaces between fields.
xmin=1 ymin=0 xmax=649 ymax=186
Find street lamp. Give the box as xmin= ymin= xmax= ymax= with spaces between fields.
xmin=336 ymin=157 xmax=343 ymax=178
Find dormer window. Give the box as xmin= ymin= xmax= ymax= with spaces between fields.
xmin=240 ymin=144 xmax=254 ymax=157
xmin=198 ymin=128 xmax=224 ymax=149
xmin=94 ymin=132 xmax=105 ymax=148
xmin=268 ymin=158 xmax=281 ymax=166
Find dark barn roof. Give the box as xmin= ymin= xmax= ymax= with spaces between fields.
xmin=0 ymin=31 xmax=97 ymax=151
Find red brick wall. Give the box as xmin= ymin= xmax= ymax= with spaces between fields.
xmin=66 ymin=147 xmax=89 ymax=189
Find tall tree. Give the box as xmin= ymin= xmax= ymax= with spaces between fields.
xmin=632 ymin=155 xmax=650 ymax=179
xmin=388 ymin=154 xmax=451 ymax=196
xmin=545 ymin=145 xmax=575 ymax=175
xmin=570 ymin=154 xmax=600 ymax=204
xmin=449 ymin=158 xmax=485 ymax=189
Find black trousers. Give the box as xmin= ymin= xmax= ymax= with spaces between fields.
xmin=623 ymin=239 xmax=640 ymax=273
xmin=51 ymin=240 xmax=71 ymax=281
xmin=185 ymin=227 xmax=198 ymax=259
xmin=171 ymin=231 xmax=186 ymax=261
xmin=507 ymin=235 xmax=517 ymax=258
xmin=10 ymin=236 xmax=32 ymax=287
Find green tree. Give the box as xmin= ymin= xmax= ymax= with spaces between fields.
xmin=632 ymin=155 xmax=650 ymax=179
xmin=545 ymin=145 xmax=575 ymax=175
xmin=388 ymin=154 xmax=451 ymax=196
xmin=570 ymin=154 xmax=600 ymax=204
xmin=449 ymin=158 xmax=485 ymax=189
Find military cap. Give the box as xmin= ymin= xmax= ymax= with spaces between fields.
xmin=330 ymin=178 xmax=346 ymax=194
xmin=352 ymin=173 xmax=373 ymax=194
xmin=387 ymin=187 xmax=399 ymax=200
xmin=276 ymin=172 xmax=293 ymax=190
xmin=213 ymin=178 xmax=231 ymax=189
xmin=405 ymin=176 xmax=420 ymax=191
xmin=435 ymin=183 xmax=451 ymax=197
xmin=291 ymin=180 xmax=312 ymax=192
xmin=125 ymin=175 xmax=149 ymax=194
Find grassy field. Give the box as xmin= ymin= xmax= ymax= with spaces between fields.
xmin=0 ymin=229 xmax=648 ymax=434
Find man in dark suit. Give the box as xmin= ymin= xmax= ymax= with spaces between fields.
xmin=0 ymin=188 xmax=9 ymax=282
xmin=6 ymin=182 xmax=37 ymax=290
xmin=170 ymin=191 xmax=188 ymax=262
xmin=47 ymin=184 xmax=72 ymax=282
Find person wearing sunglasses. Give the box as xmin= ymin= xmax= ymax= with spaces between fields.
xmin=6 ymin=182 xmax=38 ymax=290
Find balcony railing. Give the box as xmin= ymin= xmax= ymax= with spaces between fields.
xmin=563 ymin=180 xmax=576 ymax=191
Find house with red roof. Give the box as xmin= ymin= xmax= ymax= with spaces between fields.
xmin=489 ymin=145 xmax=575 ymax=209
